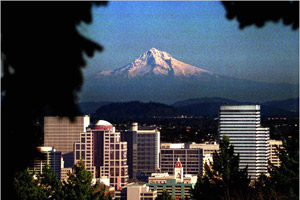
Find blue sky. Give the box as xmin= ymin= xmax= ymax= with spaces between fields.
xmin=78 ymin=1 xmax=299 ymax=84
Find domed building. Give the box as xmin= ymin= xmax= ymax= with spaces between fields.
xmin=74 ymin=120 xmax=128 ymax=189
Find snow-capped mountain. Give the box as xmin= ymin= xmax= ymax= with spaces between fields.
xmin=98 ymin=48 xmax=214 ymax=78
xmin=81 ymin=48 xmax=298 ymax=104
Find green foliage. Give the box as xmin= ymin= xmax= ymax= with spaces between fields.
xmin=39 ymin=164 xmax=64 ymax=200
xmin=192 ymin=135 xmax=251 ymax=200
xmin=156 ymin=190 xmax=174 ymax=200
xmin=13 ymin=170 xmax=45 ymax=200
xmin=255 ymin=137 xmax=299 ymax=200
xmin=14 ymin=161 xmax=109 ymax=200
xmin=63 ymin=160 xmax=101 ymax=200
xmin=192 ymin=135 xmax=299 ymax=200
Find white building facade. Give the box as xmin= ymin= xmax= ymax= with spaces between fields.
xmin=219 ymin=105 xmax=270 ymax=179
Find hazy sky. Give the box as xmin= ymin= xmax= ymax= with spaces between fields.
xmin=78 ymin=1 xmax=299 ymax=85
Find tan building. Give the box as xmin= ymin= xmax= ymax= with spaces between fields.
xmin=161 ymin=143 xmax=185 ymax=149
xmin=44 ymin=115 xmax=90 ymax=167
xmin=116 ymin=183 xmax=157 ymax=200
xmin=61 ymin=167 xmax=72 ymax=182
xmin=187 ymin=142 xmax=219 ymax=175
xmin=160 ymin=148 xmax=202 ymax=176
xmin=188 ymin=142 xmax=219 ymax=154
xmin=269 ymin=140 xmax=283 ymax=167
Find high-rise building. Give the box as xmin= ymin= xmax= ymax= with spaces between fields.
xmin=74 ymin=120 xmax=129 ymax=188
xmin=28 ymin=146 xmax=61 ymax=179
xmin=219 ymin=105 xmax=270 ymax=179
xmin=160 ymin=148 xmax=203 ymax=176
xmin=269 ymin=140 xmax=283 ymax=167
xmin=44 ymin=116 xmax=90 ymax=167
xmin=121 ymin=123 xmax=160 ymax=180
xmin=74 ymin=129 xmax=96 ymax=178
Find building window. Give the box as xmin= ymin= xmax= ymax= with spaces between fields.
xmin=81 ymin=144 xmax=85 ymax=149
xmin=81 ymin=138 xmax=85 ymax=143
xmin=81 ymin=151 xmax=85 ymax=159
xmin=76 ymin=151 xmax=80 ymax=159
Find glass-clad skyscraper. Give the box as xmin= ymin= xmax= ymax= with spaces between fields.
xmin=219 ymin=105 xmax=269 ymax=179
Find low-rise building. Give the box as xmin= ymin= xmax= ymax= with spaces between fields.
xmin=161 ymin=143 xmax=185 ymax=149
xmin=115 ymin=183 xmax=157 ymax=200
xmin=160 ymin=148 xmax=203 ymax=176
xmin=269 ymin=140 xmax=283 ymax=167
xmin=147 ymin=159 xmax=197 ymax=199
xmin=61 ymin=167 xmax=72 ymax=182
xmin=27 ymin=146 xmax=61 ymax=179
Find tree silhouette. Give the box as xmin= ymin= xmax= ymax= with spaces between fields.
xmin=222 ymin=1 xmax=299 ymax=30
xmin=2 ymin=2 xmax=107 ymax=199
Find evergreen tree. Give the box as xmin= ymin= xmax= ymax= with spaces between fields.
xmin=38 ymin=164 xmax=64 ymax=200
xmin=268 ymin=137 xmax=299 ymax=200
xmin=63 ymin=160 xmax=102 ymax=200
xmin=14 ymin=170 xmax=46 ymax=200
xmin=192 ymin=135 xmax=252 ymax=200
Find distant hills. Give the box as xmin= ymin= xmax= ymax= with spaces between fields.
xmin=80 ymin=97 xmax=299 ymax=119
xmin=80 ymin=48 xmax=298 ymax=104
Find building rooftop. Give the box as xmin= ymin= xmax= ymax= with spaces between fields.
xmin=95 ymin=120 xmax=112 ymax=126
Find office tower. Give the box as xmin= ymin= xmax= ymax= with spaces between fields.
xmin=28 ymin=146 xmax=61 ymax=179
xmin=74 ymin=120 xmax=128 ymax=188
xmin=219 ymin=105 xmax=270 ymax=179
xmin=121 ymin=123 xmax=160 ymax=180
xmin=44 ymin=115 xmax=90 ymax=167
xmin=74 ymin=130 xmax=96 ymax=178
xmin=269 ymin=140 xmax=283 ymax=167
xmin=160 ymin=148 xmax=203 ymax=176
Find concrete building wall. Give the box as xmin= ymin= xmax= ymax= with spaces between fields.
xmin=160 ymin=149 xmax=202 ymax=176
xmin=121 ymin=123 xmax=160 ymax=180
xmin=44 ymin=116 xmax=90 ymax=167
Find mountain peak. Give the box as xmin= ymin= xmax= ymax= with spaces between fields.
xmin=97 ymin=48 xmax=214 ymax=78
xmin=142 ymin=47 xmax=172 ymax=61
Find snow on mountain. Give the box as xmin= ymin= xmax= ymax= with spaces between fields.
xmin=97 ymin=48 xmax=214 ymax=78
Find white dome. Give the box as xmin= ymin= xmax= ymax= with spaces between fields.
xmin=95 ymin=120 xmax=112 ymax=126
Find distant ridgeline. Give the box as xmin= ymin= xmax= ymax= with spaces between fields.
xmin=79 ymin=97 xmax=299 ymax=119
